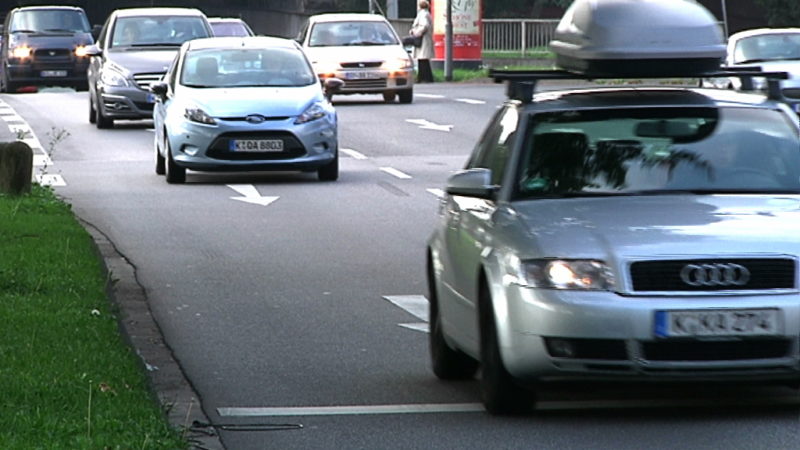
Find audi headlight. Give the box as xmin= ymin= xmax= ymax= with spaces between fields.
xmin=383 ymin=58 xmax=412 ymax=72
xmin=184 ymin=105 xmax=216 ymax=125
xmin=11 ymin=46 xmax=32 ymax=59
xmin=100 ymin=67 xmax=129 ymax=87
xmin=295 ymin=102 xmax=326 ymax=124
xmin=509 ymin=256 xmax=614 ymax=290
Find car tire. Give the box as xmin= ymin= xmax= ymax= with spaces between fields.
xmin=89 ymin=94 xmax=97 ymax=124
xmin=478 ymin=277 xmax=536 ymax=415
xmin=398 ymin=88 xmax=413 ymax=104
xmin=428 ymin=253 xmax=479 ymax=379
xmin=1 ymin=68 xmax=19 ymax=93
xmin=317 ymin=152 xmax=338 ymax=181
xmin=94 ymin=95 xmax=113 ymax=129
xmin=383 ymin=91 xmax=396 ymax=103
xmin=154 ymin=131 xmax=165 ymax=175
xmin=165 ymin=140 xmax=186 ymax=184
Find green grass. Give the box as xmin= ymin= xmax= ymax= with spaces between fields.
xmin=482 ymin=48 xmax=555 ymax=59
xmin=0 ymin=185 xmax=186 ymax=448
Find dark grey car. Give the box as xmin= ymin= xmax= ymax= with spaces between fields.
xmin=86 ymin=7 xmax=212 ymax=129
xmin=0 ymin=6 xmax=93 ymax=92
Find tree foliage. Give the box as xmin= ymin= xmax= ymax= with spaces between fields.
xmin=754 ymin=0 xmax=800 ymax=26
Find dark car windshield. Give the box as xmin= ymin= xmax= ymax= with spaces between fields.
xmin=9 ymin=9 xmax=90 ymax=33
xmin=111 ymin=16 xmax=209 ymax=48
xmin=308 ymin=21 xmax=399 ymax=47
xmin=180 ymin=47 xmax=317 ymax=88
xmin=515 ymin=107 xmax=800 ymax=199
xmin=733 ymin=33 xmax=800 ymax=63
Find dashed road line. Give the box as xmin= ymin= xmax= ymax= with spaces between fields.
xmin=427 ymin=188 xmax=444 ymax=198
xmin=380 ymin=167 xmax=412 ymax=179
xmin=455 ymin=98 xmax=486 ymax=105
xmin=340 ymin=148 xmax=367 ymax=160
xmin=414 ymin=93 xmax=446 ymax=99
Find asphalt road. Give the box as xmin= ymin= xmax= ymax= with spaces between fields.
xmin=3 ymin=84 xmax=800 ymax=450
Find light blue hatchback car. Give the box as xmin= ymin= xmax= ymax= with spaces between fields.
xmin=151 ymin=36 xmax=340 ymax=183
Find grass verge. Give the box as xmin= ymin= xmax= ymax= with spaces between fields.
xmin=0 ymin=184 xmax=186 ymax=448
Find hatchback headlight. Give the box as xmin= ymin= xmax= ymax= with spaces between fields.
xmin=100 ymin=67 xmax=129 ymax=87
xmin=295 ymin=102 xmax=326 ymax=124
xmin=10 ymin=46 xmax=32 ymax=59
xmin=184 ymin=105 xmax=216 ymax=125
xmin=509 ymin=256 xmax=614 ymax=290
xmin=382 ymin=58 xmax=412 ymax=72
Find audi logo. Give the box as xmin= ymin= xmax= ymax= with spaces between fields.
xmin=679 ymin=263 xmax=751 ymax=287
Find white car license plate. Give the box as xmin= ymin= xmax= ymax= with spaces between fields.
xmin=654 ymin=308 xmax=780 ymax=338
xmin=344 ymin=71 xmax=380 ymax=80
xmin=41 ymin=70 xmax=67 ymax=77
xmin=229 ymin=139 xmax=284 ymax=152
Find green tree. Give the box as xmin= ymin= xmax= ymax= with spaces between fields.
xmin=754 ymin=0 xmax=800 ymax=26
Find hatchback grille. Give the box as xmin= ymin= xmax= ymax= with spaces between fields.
xmin=641 ymin=339 xmax=791 ymax=361
xmin=630 ymin=258 xmax=795 ymax=292
xmin=133 ymin=72 xmax=165 ymax=90
xmin=207 ymin=131 xmax=306 ymax=161
xmin=341 ymin=61 xmax=382 ymax=68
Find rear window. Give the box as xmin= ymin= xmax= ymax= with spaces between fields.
xmin=181 ymin=47 xmax=316 ymax=88
xmin=111 ymin=16 xmax=210 ymax=48
xmin=10 ymin=9 xmax=90 ymax=33
xmin=210 ymin=21 xmax=252 ymax=37
xmin=516 ymin=107 xmax=800 ymax=197
xmin=308 ymin=21 xmax=398 ymax=47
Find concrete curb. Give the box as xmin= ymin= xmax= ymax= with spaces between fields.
xmin=82 ymin=220 xmax=225 ymax=450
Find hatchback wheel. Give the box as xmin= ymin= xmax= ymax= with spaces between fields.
xmin=165 ymin=140 xmax=186 ymax=184
xmin=428 ymin=254 xmax=478 ymax=379
xmin=383 ymin=91 xmax=396 ymax=103
xmin=398 ymin=88 xmax=413 ymax=104
xmin=479 ymin=277 xmax=536 ymax=414
xmin=154 ymin=132 xmax=165 ymax=175
xmin=318 ymin=152 xmax=338 ymax=181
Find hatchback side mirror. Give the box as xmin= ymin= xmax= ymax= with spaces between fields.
xmin=323 ymin=77 xmax=344 ymax=101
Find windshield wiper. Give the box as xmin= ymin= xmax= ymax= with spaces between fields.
xmin=10 ymin=29 xmax=36 ymax=33
xmin=183 ymin=83 xmax=217 ymax=88
xmin=44 ymin=28 xmax=79 ymax=33
xmin=129 ymin=43 xmax=182 ymax=47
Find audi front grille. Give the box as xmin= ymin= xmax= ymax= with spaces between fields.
xmin=629 ymin=258 xmax=796 ymax=292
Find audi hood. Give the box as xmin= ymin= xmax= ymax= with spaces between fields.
xmin=510 ymin=195 xmax=800 ymax=261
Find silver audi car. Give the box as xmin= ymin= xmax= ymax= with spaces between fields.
xmin=427 ymin=72 xmax=800 ymax=413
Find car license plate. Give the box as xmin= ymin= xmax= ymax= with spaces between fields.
xmin=654 ymin=309 xmax=780 ymax=338
xmin=41 ymin=70 xmax=67 ymax=77
xmin=229 ymin=139 xmax=284 ymax=152
xmin=344 ymin=71 xmax=380 ymax=80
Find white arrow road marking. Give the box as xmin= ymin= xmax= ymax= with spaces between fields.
xmin=427 ymin=188 xmax=444 ymax=198
xmin=380 ymin=167 xmax=412 ymax=179
xmin=226 ymin=184 xmax=279 ymax=206
xmin=218 ymin=403 xmax=483 ymax=417
xmin=455 ymin=98 xmax=486 ymax=105
xmin=384 ymin=295 xmax=429 ymax=333
xmin=341 ymin=148 xmax=367 ymax=160
xmin=405 ymin=119 xmax=453 ymax=132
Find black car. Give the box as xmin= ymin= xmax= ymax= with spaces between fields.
xmin=0 ymin=6 xmax=94 ymax=92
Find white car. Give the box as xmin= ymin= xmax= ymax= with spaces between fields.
xmin=297 ymin=13 xmax=414 ymax=104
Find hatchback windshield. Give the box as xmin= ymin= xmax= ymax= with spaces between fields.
xmin=309 ymin=21 xmax=398 ymax=47
xmin=733 ymin=33 xmax=800 ymax=63
xmin=516 ymin=107 xmax=800 ymax=198
xmin=180 ymin=47 xmax=316 ymax=88
xmin=111 ymin=16 xmax=209 ymax=48
xmin=10 ymin=9 xmax=90 ymax=33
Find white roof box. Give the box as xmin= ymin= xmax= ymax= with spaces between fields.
xmin=549 ymin=0 xmax=726 ymax=77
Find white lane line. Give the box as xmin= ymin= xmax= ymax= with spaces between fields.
xmin=2 ymin=115 xmax=24 ymax=122
xmin=415 ymin=93 xmax=445 ymax=99
xmin=380 ymin=167 xmax=412 ymax=179
xmin=427 ymin=188 xmax=444 ymax=198
xmin=218 ymin=403 xmax=484 ymax=417
xmin=384 ymin=295 xmax=429 ymax=332
xmin=340 ymin=148 xmax=367 ymax=160
xmin=36 ymin=174 xmax=66 ymax=187
xmin=455 ymin=98 xmax=486 ymax=105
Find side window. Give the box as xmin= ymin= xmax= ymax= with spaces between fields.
xmin=167 ymin=54 xmax=179 ymax=91
xmin=466 ymin=105 xmax=519 ymax=186
xmin=297 ymin=22 xmax=308 ymax=43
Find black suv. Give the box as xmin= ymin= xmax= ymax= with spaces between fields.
xmin=1 ymin=6 xmax=94 ymax=92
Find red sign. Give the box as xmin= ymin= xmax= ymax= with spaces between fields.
xmin=431 ymin=0 xmax=482 ymax=61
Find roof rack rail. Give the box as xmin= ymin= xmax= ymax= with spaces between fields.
xmin=490 ymin=68 xmax=790 ymax=104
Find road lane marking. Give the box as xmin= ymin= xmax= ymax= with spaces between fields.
xmin=340 ymin=148 xmax=367 ymax=160
xmin=427 ymin=188 xmax=444 ymax=198
xmin=218 ymin=403 xmax=484 ymax=417
xmin=455 ymin=98 xmax=486 ymax=105
xmin=384 ymin=295 xmax=429 ymax=332
xmin=414 ymin=93 xmax=445 ymax=99
xmin=33 ymin=154 xmax=53 ymax=166
xmin=405 ymin=118 xmax=453 ymax=132
xmin=36 ymin=174 xmax=66 ymax=187
xmin=227 ymin=184 xmax=279 ymax=206
xmin=380 ymin=167 xmax=412 ymax=179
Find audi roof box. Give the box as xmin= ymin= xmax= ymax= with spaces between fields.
xmin=549 ymin=0 xmax=726 ymax=77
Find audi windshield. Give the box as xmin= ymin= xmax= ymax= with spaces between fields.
xmin=514 ymin=107 xmax=800 ymax=199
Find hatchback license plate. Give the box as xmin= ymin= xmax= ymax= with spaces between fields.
xmin=230 ymin=139 xmax=284 ymax=152
xmin=344 ymin=71 xmax=381 ymax=80
xmin=654 ymin=308 xmax=780 ymax=338
xmin=41 ymin=70 xmax=67 ymax=77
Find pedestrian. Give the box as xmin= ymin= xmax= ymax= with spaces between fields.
xmin=410 ymin=0 xmax=434 ymax=83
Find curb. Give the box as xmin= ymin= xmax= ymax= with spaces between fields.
xmin=83 ymin=220 xmax=225 ymax=450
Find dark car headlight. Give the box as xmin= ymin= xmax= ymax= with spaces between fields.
xmin=10 ymin=45 xmax=32 ymax=59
